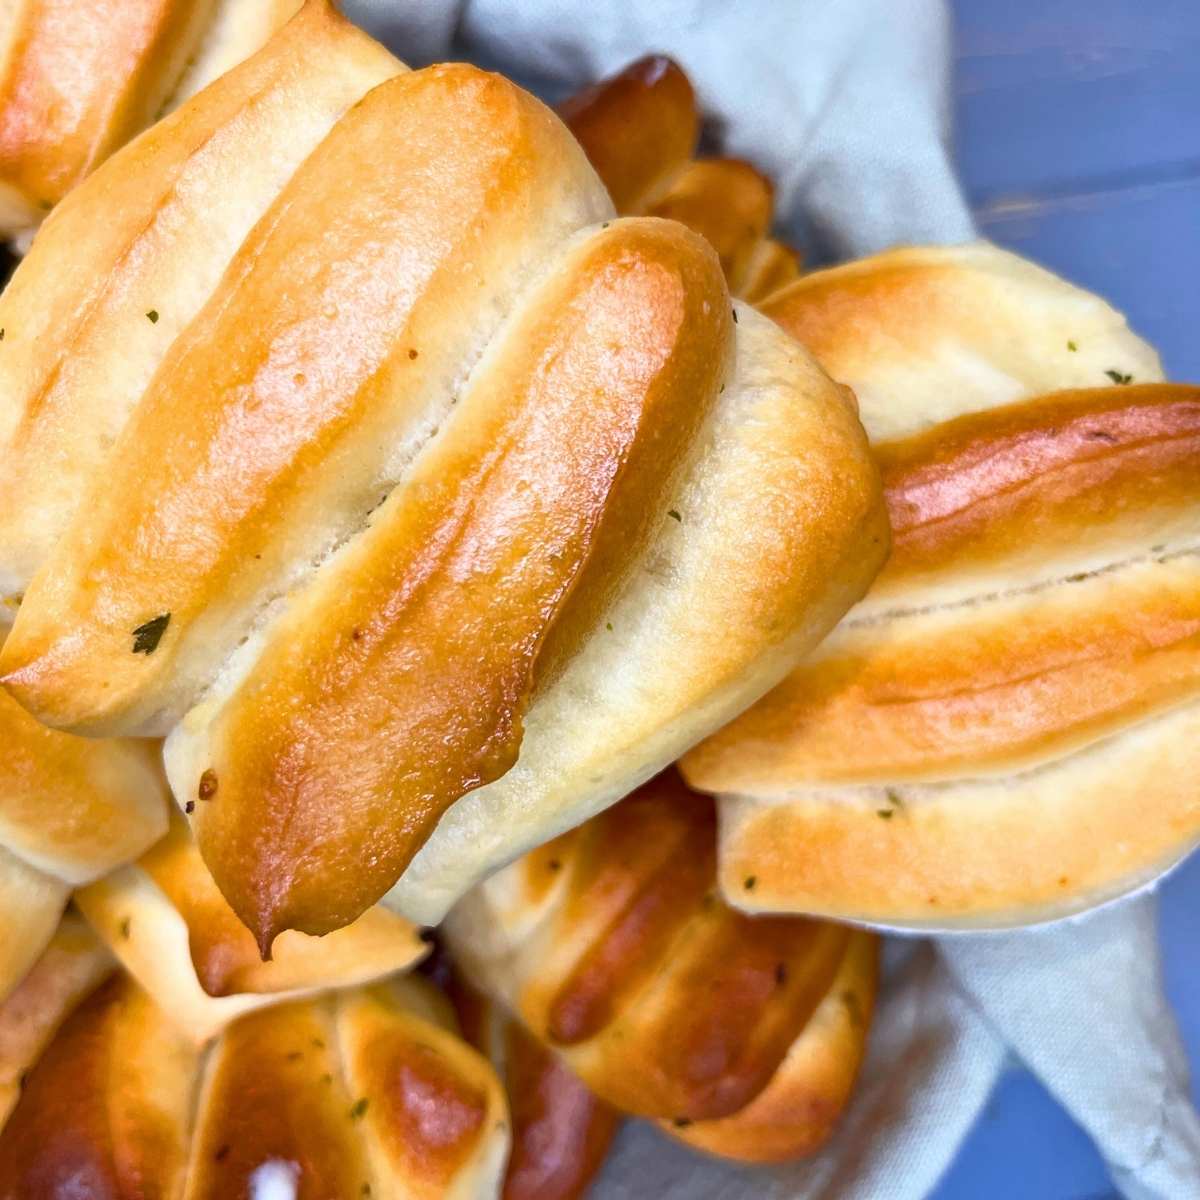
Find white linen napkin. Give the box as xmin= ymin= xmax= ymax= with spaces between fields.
xmin=345 ymin=1 xmax=1200 ymax=1195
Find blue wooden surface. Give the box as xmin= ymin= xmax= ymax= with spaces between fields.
xmin=931 ymin=3 xmax=1200 ymax=1197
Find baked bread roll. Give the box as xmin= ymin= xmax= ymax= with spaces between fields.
xmin=0 ymin=913 xmax=114 ymax=1128
xmin=1 ymin=33 xmax=886 ymax=944
xmin=454 ymin=984 xmax=620 ymax=1200
xmin=560 ymin=55 xmax=802 ymax=302
xmin=75 ymin=809 xmax=425 ymax=1043
xmin=0 ymin=920 xmax=510 ymax=1198
xmin=0 ymin=0 xmax=304 ymax=239
xmin=681 ymin=242 xmax=1200 ymax=928
xmin=445 ymin=770 xmax=877 ymax=1162
xmin=0 ymin=0 xmax=402 ymax=595
xmin=0 ymin=624 xmax=166 ymax=1003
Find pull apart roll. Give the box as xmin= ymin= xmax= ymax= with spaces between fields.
xmin=453 ymin=984 xmax=621 ymax=1200
xmin=0 ymin=1 xmax=399 ymax=984
xmin=681 ymin=242 xmax=1200 ymax=928
xmin=0 ymin=0 xmax=305 ymax=239
xmin=560 ymin=55 xmax=803 ymax=301
xmin=0 ymin=921 xmax=510 ymax=1199
xmin=0 ymin=625 xmax=165 ymax=1003
xmin=1 ymin=39 xmax=887 ymax=945
xmin=0 ymin=0 xmax=403 ymax=593
xmin=74 ymin=809 xmax=425 ymax=1044
xmin=446 ymin=770 xmax=878 ymax=1163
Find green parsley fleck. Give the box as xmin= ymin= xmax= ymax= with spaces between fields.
xmin=744 ymin=875 xmax=757 ymax=891
xmin=119 ymin=917 xmax=131 ymax=940
xmin=1105 ymin=369 xmax=1133 ymax=385
xmin=876 ymin=788 xmax=905 ymax=820
xmin=349 ymin=1097 xmax=370 ymax=1121
xmin=1067 ymin=340 xmax=1077 ymax=352
xmin=667 ymin=509 xmax=682 ymax=522
xmin=132 ymin=613 xmax=170 ymax=654
xmin=605 ymin=621 xmax=613 ymax=632
xmin=146 ymin=309 xmax=159 ymax=324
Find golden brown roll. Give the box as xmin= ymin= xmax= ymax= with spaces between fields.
xmin=0 ymin=29 xmax=886 ymax=946
xmin=0 ymin=0 xmax=304 ymax=238
xmin=0 ymin=924 xmax=510 ymax=1199
xmin=558 ymin=55 xmax=698 ymax=216
xmin=0 ymin=913 xmax=113 ymax=1128
xmin=681 ymin=242 xmax=1200 ymax=928
xmin=445 ymin=770 xmax=877 ymax=1162
xmin=0 ymin=0 xmax=402 ymax=594
xmin=454 ymin=981 xmax=621 ymax=1200
xmin=560 ymin=55 xmax=803 ymax=300
xmin=0 ymin=623 xmax=166 ymax=1003
xmin=75 ymin=809 xmax=426 ymax=1044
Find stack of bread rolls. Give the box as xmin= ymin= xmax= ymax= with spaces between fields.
xmin=0 ymin=915 xmax=511 ymax=1198
xmin=682 ymin=244 xmax=1200 ymax=928
xmin=0 ymin=18 xmax=888 ymax=1197
xmin=0 ymin=1 xmax=886 ymax=952
xmin=0 ymin=3 xmax=1193 ymax=1197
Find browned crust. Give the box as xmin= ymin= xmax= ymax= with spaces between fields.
xmin=0 ymin=972 xmax=196 ymax=1197
xmin=0 ymin=684 xmax=166 ymax=882
xmin=494 ymin=774 xmax=853 ymax=1122
xmin=684 ymin=384 xmax=1200 ymax=791
xmin=187 ymin=997 xmax=373 ymax=1196
xmin=741 ymin=238 xmax=804 ymax=304
xmin=546 ymin=775 xmax=717 ymax=1044
xmin=646 ymin=158 xmax=774 ymax=295
xmin=0 ymin=941 xmax=508 ymax=1195
xmin=559 ymin=55 xmax=698 ymax=213
xmin=0 ymin=0 xmax=214 ymax=209
xmin=716 ymin=697 xmax=1200 ymax=926
xmin=878 ymin=383 xmax=1200 ymax=587
xmin=132 ymin=809 xmax=423 ymax=998
xmin=195 ymin=218 xmax=730 ymax=950
xmin=0 ymin=0 xmax=401 ymax=595
xmin=757 ymin=243 xmax=1164 ymax=447
xmin=498 ymin=1016 xmax=620 ymax=1200
xmin=665 ymin=931 xmax=877 ymax=1163
xmin=340 ymin=984 xmax=504 ymax=1194
xmin=4 ymin=61 xmax=582 ymax=737
xmin=560 ymin=56 xmax=796 ymax=304
xmin=685 ymin=555 xmax=1200 ymax=789
xmin=0 ymin=914 xmax=113 ymax=1128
